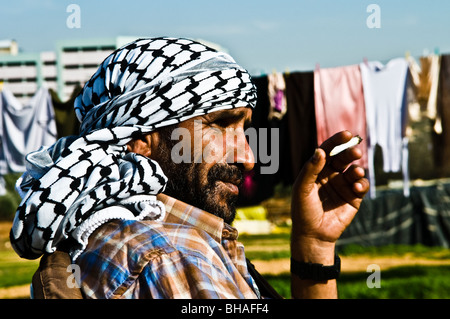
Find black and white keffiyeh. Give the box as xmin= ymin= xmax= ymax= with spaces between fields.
xmin=10 ymin=37 xmax=257 ymax=260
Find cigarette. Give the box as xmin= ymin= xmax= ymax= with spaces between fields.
xmin=329 ymin=135 xmax=362 ymax=156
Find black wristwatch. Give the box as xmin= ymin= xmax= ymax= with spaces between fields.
xmin=290 ymin=254 xmax=341 ymax=281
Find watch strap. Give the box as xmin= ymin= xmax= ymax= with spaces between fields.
xmin=290 ymin=254 xmax=341 ymax=281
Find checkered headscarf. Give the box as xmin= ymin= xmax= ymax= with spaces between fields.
xmin=10 ymin=37 xmax=257 ymax=260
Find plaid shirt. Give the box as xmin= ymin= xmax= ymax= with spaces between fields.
xmin=77 ymin=193 xmax=260 ymax=299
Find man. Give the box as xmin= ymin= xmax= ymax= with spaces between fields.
xmin=10 ymin=37 xmax=369 ymax=299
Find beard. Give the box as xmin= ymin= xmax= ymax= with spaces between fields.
xmin=154 ymin=126 xmax=243 ymax=225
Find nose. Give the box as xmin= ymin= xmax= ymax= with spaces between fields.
xmin=225 ymin=127 xmax=255 ymax=172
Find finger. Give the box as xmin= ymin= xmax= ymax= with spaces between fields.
xmin=294 ymin=148 xmax=327 ymax=194
xmin=330 ymin=146 xmax=363 ymax=172
xmin=352 ymin=176 xmax=370 ymax=197
xmin=319 ymin=130 xmax=353 ymax=154
xmin=342 ymin=165 xmax=370 ymax=195
xmin=343 ymin=165 xmax=365 ymax=182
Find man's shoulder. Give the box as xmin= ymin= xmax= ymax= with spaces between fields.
xmin=84 ymin=218 xmax=175 ymax=257
xmin=82 ymin=218 xmax=220 ymax=262
xmin=76 ymin=219 xmax=176 ymax=298
xmin=76 ymin=218 xmax=224 ymax=298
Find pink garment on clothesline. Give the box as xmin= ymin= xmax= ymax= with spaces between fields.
xmin=314 ymin=64 xmax=368 ymax=169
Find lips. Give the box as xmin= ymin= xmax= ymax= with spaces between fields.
xmin=207 ymin=163 xmax=243 ymax=196
xmin=217 ymin=178 xmax=241 ymax=196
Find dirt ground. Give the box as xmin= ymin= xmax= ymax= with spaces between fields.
xmin=0 ymin=284 xmax=30 ymax=299
xmin=252 ymin=255 xmax=450 ymax=275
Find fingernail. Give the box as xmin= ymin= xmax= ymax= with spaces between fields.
xmin=312 ymin=148 xmax=321 ymax=164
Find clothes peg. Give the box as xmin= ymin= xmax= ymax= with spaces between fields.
xmin=363 ymin=57 xmax=369 ymax=66
xmin=284 ymin=67 xmax=290 ymax=76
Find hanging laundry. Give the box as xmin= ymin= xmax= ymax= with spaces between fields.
xmin=405 ymin=56 xmax=421 ymax=122
xmin=420 ymin=55 xmax=441 ymax=128
xmin=237 ymin=75 xmax=292 ymax=207
xmin=407 ymin=54 xmax=441 ymax=131
xmin=284 ymin=71 xmax=317 ymax=178
xmin=314 ymin=64 xmax=368 ymax=169
xmin=267 ymin=72 xmax=287 ymax=120
xmin=49 ymin=86 xmax=82 ymax=138
xmin=0 ymin=87 xmax=57 ymax=175
xmin=403 ymin=56 xmax=440 ymax=182
xmin=433 ymin=54 xmax=450 ymax=175
xmin=360 ymin=58 xmax=410 ymax=198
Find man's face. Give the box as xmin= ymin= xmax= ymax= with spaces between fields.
xmin=153 ymin=108 xmax=255 ymax=224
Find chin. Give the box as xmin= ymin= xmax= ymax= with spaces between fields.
xmin=206 ymin=193 xmax=238 ymax=225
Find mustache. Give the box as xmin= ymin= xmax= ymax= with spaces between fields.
xmin=207 ymin=163 xmax=244 ymax=187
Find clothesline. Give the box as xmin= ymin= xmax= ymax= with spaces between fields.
xmin=254 ymin=48 xmax=443 ymax=76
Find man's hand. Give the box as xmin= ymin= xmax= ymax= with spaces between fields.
xmin=290 ymin=130 xmax=370 ymax=298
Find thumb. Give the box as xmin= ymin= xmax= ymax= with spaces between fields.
xmin=295 ymin=148 xmax=327 ymax=194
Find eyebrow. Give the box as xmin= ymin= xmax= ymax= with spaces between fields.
xmin=208 ymin=109 xmax=253 ymax=128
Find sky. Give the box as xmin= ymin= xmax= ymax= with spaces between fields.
xmin=2 ymin=0 xmax=450 ymax=75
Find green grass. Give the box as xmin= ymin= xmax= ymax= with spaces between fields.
xmin=239 ymin=232 xmax=291 ymax=244
xmin=0 ymin=221 xmax=40 ymax=290
xmin=337 ymin=265 xmax=450 ymax=299
xmin=239 ymin=232 xmax=291 ymax=260
xmin=264 ymin=265 xmax=450 ymax=299
xmin=239 ymin=233 xmax=450 ymax=299
xmin=336 ymin=243 xmax=450 ymax=259
xmin=240 ymin=232 xmax=450 ymax=261
xmin=0 ymin=250 xmax=39 ymax=288
xmin=0 ymin=172 xmax=40 ymax=292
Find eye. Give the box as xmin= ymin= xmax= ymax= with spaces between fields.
xmin=213 ymin=118 xmax=233 ymax=128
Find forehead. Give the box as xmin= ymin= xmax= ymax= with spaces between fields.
xmin=203 ymin=107 xmax=253 ymax=123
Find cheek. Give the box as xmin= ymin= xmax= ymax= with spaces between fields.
xmin=201 ymin=131 xmax=227 ymax=164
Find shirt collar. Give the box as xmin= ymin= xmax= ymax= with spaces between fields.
xmin=156 ymin=193 xmax=238 ymax=243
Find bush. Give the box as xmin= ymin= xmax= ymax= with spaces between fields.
xmin=0 ymin=173 xmax=22 ymax=221
xmin=0 ymin=194 xmax=20 ymax=221
xmin=235 ymin=206 xmax=267 ymax=220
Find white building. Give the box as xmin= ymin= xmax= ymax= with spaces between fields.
xmin=0 ymin=52 xmax=53 ymax=103
xmin=0 ymin=39 xmax=18 ymax=55
xmin=0 ymin=36 xmax=228 ymax=102
xmin=0 ymin=36 xmax=139 ymax=103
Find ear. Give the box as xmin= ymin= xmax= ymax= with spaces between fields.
xmin=126 ymin=132 xmax=160 ymax=158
